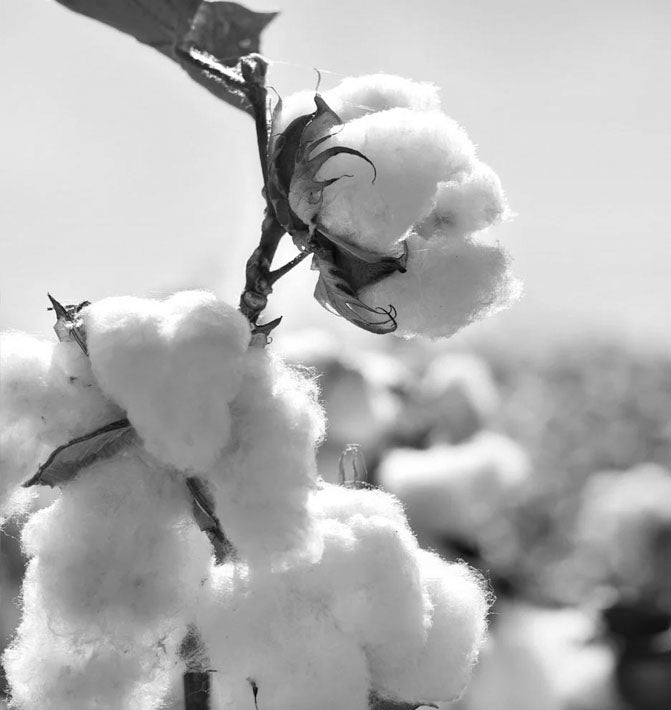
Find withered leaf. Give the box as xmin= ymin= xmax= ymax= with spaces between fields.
xmin=369 ymin=694 xmax=437 ymax=710
xmin=185 ymin=477 xmax=234 ymax=563
xmin=53 ymin=1 xmax=276 ymax=110
xmin=23 ymin=418 xmax=135 ymax=488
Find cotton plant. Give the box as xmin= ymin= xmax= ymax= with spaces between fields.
xmin=1 ymin=1 xmax=525 ymax=708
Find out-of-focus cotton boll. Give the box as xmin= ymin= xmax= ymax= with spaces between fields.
xmin=85 ymin=291 xmax=250 ymax=473
xmin=419 ymin=353 xmax=500 ymax=444
xmin=430 ymin=162 xmax=511 ymax=235
xmin=360 ymin=231 xmax=521 ymax=339
xmin=0 ymin=333 xmax=119 ymax=521
xmin=576 ymin=464 xmax=671 ymax=597
xmin=293 ymin=108 xmax=475 ymax=253
xmin=385 ymin=550 xmax=490 ymax=704
xmin=18 ymin=452 xmax=210 ymax=635
xmin=378 ymin=432 xmax=531 ymax=548
xmin=207 ymin=349 xmax=325 ymax=563
xmin=200 ymin=563 xmax=371 ymax=710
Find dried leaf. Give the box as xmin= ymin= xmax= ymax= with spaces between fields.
xmin=53 ymin=1 xmax=276 ymax=109
xmin=369 ymin=693 xmax=437 ymax=710
xmin=23 ymin=418 xmax=135 ymax=488
xmin=186 ymin=477 xmax=234 ymax=563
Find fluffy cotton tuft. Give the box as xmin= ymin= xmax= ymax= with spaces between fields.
xmin=382 ymin=549 xmax=490 ymax=703
xmin=360 ymin=231 xmax=522 ymax=339
xmin=85 ymin=291 xmax=251 ymax=473
xmin=204 ymin=349 xmax=325 ymax=563
xmin=296 ymin=108 xmax=476 ymax=252
xmin=274 ymin=73 xmax=442 ymax=134
xmin=200 ymin=563 xmax=371 ymax=710
xmin=4 ymin=451 xmax=211 ymax=709
xmin=1 ymin=332 xmax=119 ymax=522
xmin=378 ymin=432 xmax=531 ymax=545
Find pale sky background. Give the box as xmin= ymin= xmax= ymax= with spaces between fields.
xmin=1 ymin=0 xmax=669 ymax=350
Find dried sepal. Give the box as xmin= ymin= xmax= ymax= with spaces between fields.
xmin=186 ymin=476 xmax=235 ymax=563
xmin=47 ymin=293 xmax=90 ymax=355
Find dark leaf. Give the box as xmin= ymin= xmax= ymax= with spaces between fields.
xmin=53 ymin=1 xmax=276 ymax=110
xmin=23 ymin=418 xmax=135 ymax=488
xmin=47 ymin=293 xmax=90 ymax=355
xmin=186 ymin=477 xmax=234 ymax=563
xmin=369 ymin=693 xmax=437 ymax=710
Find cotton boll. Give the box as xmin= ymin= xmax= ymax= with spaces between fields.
xmin=201 ymin=564 xmax=370 ymax=710
xmin=419 ymin=353 xmax=500 ymax=444
xmin=428 ymin=162 xmax=511 ymax=235
xmin=576 ymin=464 xmax=671 ymax=596
xmin=384 ymin=550 xmax=490 ymax=704
xmin=302 ymin=109 xmax=476 ymax=252
xmin=207 ymin=349 xmax=325 ymax=563
xmin=19 ymin=451 xmax=211 ymax=635
xmin=322 ymin=73 xmax=442 ymax=122
xmin=85 ymin=291 xmax=251 ymax=473
xmin=378 ymin=432 xmax=531 ymax=546
xmin=360 ymin=231 xmax=522 ymax=339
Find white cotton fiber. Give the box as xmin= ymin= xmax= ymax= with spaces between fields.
xmin=4 ymin=450 xmax=211 ymax=709
xmin=378 ymin=432 xmax=531 ymax=543
xmin=273 ymin=74 xmax=441 ymax=135
xmin=295 ymin=108 xmax=475 ymax=252
xmin=360 ymin=231 xmax=522 ymax=339
xmin=205 ymin=349 xmax=325 ymax=563
xmin=1 ymin=332 xmax=120 ymax=521
xmin=428 ymin=161 xmax=511 ymax=234
xmin=381 ymin=550 xmax=490 ymax=703
xmin=323 ymin=73 xmax=442 ymax=122
xmin=18 ymin=451 xmax=210 ymax=635
xmin=85 ymin=291 xmax=251 ymax=473
xmin=200 ymin=563 xmax=371 ymax=710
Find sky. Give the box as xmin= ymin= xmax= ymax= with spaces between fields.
xmin=1 ymin=0 xmax=670 ymax=350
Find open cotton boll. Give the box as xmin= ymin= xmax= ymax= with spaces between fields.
xmin=207 ymin=349 xmax=325 ymax=563
xmin=200 ymin=563 xmax=370 ymax=710
xmin=378 ymin=432 xmax=531 ymax=545
xmin=18 ymin=451 xmax=211 ymax=635
xmin=360 ymin=231 xmax=521 ymax=339
xmin=428 ymin=162 xmax=511 ymax=235
xmin=303 ymin=109 xmax=476 ymax=252
xmin=85 ymin=291 xmax=250 ymax=473
xmin=382 ymin=550 xmax=489 ymax=703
